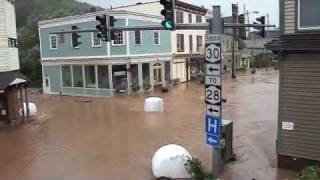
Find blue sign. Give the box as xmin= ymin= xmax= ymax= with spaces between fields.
xmin=205 ymin=115 xmax=221 ymax=136
xmin=206 ymin=133 xmax=220 ymax=149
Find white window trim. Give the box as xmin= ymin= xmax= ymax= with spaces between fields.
xmin=111 ymin=31 xmax=126 ymax=46
xmin=297 ymin=0 xmax=320 ymax=30
xmin=70 ymin=34 xmax=80 ymax=49
xmin=49 ymin=34 xmax=58 ymax=50
xmin=91 ymin=32 xmax=102 ymax=47
xmin=153 ymin=31 xmax=160 ymax=46
xmin=134 ymin=30 xmax=142 ymax=46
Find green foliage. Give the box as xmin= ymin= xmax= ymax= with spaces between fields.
xmin=185 ymin=157 xmax=214 ymax=180
xmin=300 ymin=166 xmax=320 ymax=180
xmin=15 ymin=0 xmax=102 ymax=85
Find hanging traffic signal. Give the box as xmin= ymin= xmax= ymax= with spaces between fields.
xmin=109 ymin=16 xmax=117 ymax=41
xmin=96 ymin=15 xmax=108 ymax=41
xmin=254 ymin=16 xmax=266 ymax=38
xmin=71 ymin=26 xmax=81 ymax=47
xmin=238 ymin=14 xmax=246 ymax=39
xmin=160 ymin=0 xmax=175 ymax=30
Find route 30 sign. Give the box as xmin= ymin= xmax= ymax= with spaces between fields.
xmin=205 ymin=85 xmax=221 ymax=105
xmin=205 ymin=44 xmax=221 ymax=63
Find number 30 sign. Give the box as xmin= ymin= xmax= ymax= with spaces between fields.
xmin=206 ymin=44 xmax=220 ymax=63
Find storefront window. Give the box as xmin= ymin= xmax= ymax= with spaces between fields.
xmin=142 ymin=63 xmax=150 ymax=89
xmin=73 ymin=65 xmax=83 ymax=87
xmin=165 ymin=61 xmax=171 ymax=82
xmin=98 ymin=66 xmax=109 ymax=89
xmin=62 ymin=65 xmax=72 ymax=87
xmin=113 ymin=65 xmax=127 ymax=93
xmin=85 ymin=66 xmax=96 ymax=88
xmin=130 ymin=64 xmax=140 ymax=92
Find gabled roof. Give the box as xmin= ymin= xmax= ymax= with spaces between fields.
xmin=0 ymin=70 xmax=29 ymax=90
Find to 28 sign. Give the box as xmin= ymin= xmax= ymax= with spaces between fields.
xmin=205 ymin=85 xmax=221 ymax=105
xmin=205 ymin=44 xmax=221 ymax=63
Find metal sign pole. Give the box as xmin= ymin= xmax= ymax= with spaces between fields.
xmin=205 ymin=6 xmax=222 ymax=178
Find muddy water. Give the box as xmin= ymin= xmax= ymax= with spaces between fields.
xmin=0 ymin=70 xmax=298 ymax=180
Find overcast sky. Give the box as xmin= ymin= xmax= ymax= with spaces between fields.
xmin=78 ymin=0 xmax=279 ymax=27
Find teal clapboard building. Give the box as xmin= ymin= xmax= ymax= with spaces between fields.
xmin=39 ymin=10 xmax=172 ymax=97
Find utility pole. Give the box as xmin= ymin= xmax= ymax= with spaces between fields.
xmin=231 ymin=4 xmax=238 ymax=79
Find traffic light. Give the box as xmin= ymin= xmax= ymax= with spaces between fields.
xmin=109 ymin=16 xmax=117 ymax=41
xmin=71 ymin=26 xmax=81 ymax=47
xmin=254 ymin=16 xmax=266 ymax=38
xmin=160 ymin=0 xmax=175 ymax=30
xmin=96 ymin=15 xmax=108 ymax=41
xmin=231 ymin=4 xmax=238 ymax=18
xmin=238 ymin=14 xmax=246 ymax=39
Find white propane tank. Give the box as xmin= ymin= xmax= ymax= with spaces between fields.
xmin=19 ymin=102 xmax=38 ymax=117
xmin=144 ymin=97 xmax=164 ymax=112
xmin=152 ymin=144 xmax=191 ymax=179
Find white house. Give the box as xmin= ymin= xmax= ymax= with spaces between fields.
xmin=0 ymin=0 xmax=29 ymax=125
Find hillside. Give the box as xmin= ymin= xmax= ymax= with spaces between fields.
xmin=15 ymin=0 xmax=103 ymax=85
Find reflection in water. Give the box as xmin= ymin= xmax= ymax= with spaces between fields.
xmin=0 ymin=70 xmax=298 ymax=179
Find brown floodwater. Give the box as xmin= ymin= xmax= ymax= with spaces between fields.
xmin=0 ymin=69 xmax=298 ymax=180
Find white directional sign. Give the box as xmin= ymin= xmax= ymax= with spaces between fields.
xmin=206 ymin=34 xmax=221 ymax=44
xmin=205 ymin=44 xmax=221 ymax=63
xmin=206 ymin=104 xmax=221 ymax=117
xmin=205 ymin=85 xmax=221 ymax=105
xmin=206 ymin=64 xmax=221 ymax=76
xmin=205 ymin=76 xmax=221 ymax=86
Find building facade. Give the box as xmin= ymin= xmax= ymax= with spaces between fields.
xmin=39 ymin=10 xmax=172 ymax=97
xmin=115 ymin=1 xmax=207 ymax=82
xmin=266 ymin=0 xmax=320 ymax=170
xmin=0 ymin=0 xmax=29 ymax=125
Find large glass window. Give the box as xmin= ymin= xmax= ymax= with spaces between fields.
xmin=177 ymin=34 xmax=185 ymax=52
xmin=176 ymin=11 xmax=184 ymax=23
xmin=98 ymin=66 xmax=109 ymax=89
xmin=73 ymin=65 xmax=83 ymax=88
xmin=62 ymin=66 xmax=72 ymax=87
xmin=142 ymin=63 xmax=150 ymax=89
xmin=130 ymin=64 xmax=140 ymax=92
xmin=134 ymin=30 xmax=142 ymax=45
xmin=299 ymin=0 xmax=320 ymax=29
xmin=165 ymin=61 xmax=171 ymax=82
xmin=85 ymin=66 xmax=96 ymax=88
xmin=113 ymin=65 xmax=127 ymax=93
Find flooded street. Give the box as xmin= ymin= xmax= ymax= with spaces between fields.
xmin=0 ymin=69 xmax=298 ymax=180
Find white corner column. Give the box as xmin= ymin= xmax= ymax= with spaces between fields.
xmin=149 ymin=62 xmax=154 ymax=90
xmin=108 ymin=64 xmax=113 ymax=90
xmin=127 ymin=63 xmax=132 ymax=95
xmin=161 ymin=61 xmax=166 ymax=87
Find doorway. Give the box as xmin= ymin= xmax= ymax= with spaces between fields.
xmin=153 ymin=63 xmax=162 ymax=86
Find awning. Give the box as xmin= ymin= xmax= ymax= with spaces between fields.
xmin=0 ymin=70 xmax=29 ymax=91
